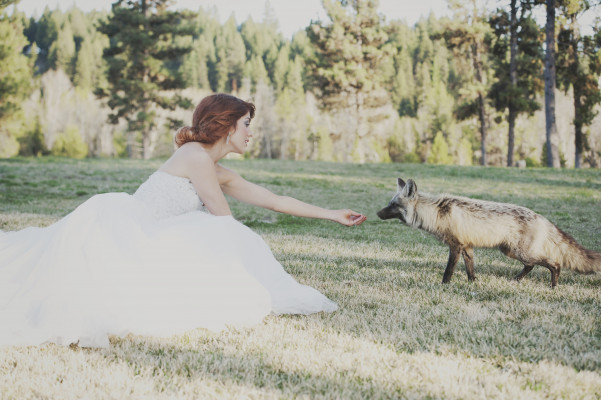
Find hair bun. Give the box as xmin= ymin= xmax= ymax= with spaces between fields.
xmin=175 ymin=126 xmax=197 ymax=147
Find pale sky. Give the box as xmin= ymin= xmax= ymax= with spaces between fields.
xmin=13 ymin=0 xmax=601 ymax=38
xmin=14 ymin=0 xmax=451 ymax=39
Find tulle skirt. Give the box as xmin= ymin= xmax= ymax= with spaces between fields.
xmin=0 ymin=193 xmax=337 ymax=348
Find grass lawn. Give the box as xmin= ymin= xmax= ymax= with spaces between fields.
xmin=1 ymin=157 xmax=600 ymax=399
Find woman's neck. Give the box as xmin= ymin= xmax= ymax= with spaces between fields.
xmin=199 ymin=140 xmax=229 ymax=163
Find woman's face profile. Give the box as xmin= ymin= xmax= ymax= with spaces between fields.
xmin=229 ymin=112 xmax=252 ymax=154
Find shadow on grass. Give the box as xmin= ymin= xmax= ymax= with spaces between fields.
xmin=103 ymin=338 xmax=404 ymax=399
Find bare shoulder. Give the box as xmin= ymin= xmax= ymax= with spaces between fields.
xmin=160 ymin=142 xmax=213 ymax=178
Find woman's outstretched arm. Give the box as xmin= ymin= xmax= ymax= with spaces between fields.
xmin=219 ymin=166 xmax=366 ymax=226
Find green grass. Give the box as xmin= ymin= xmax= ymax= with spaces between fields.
xmin=1 ymin=157 xmax=601 ymax=399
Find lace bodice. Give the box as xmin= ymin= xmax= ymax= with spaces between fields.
xmin=133 ymin=171 xmax=208 ymax=219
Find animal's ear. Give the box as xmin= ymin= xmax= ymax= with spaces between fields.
xmin=397 ymin=178 xmax=406 ymax=191
xmin=402 ymin=179 xmax=417 ymax=198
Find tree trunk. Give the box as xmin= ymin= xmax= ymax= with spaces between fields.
xmin=143 ymin=132 xmax=151 ymax=160
xmin=477 ymin=93 xmax=487 ymax=166
xmin=571 ymin=15 xmax=583 ymax=168
xmin=141 ymin=0 xmax=150 ymax=160
xmin=544 ymin=0 xmax=560 ymax=167
xmin=126 ymin=131 xmax=134 ymax=158
xmin=507 ymin=0 xmax=518 ymax=167
xmin=355 ymin=88 xmax=365 ymax=163
xmin=472 ymin=41 xmax=487 ymax=166
xmin=574 ymin=91 xmax=583 ymax=168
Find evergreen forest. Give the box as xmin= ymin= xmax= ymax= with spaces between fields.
xmin=1 ymin=0 xmax=601 ymax=168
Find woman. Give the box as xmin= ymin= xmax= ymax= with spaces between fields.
xmin=0 ymin=93 xmax=366 ymax=348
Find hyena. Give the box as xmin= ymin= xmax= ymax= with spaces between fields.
xmin=377 ymin=178 xmax=601 ymax=287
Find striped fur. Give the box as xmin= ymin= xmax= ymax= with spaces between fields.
xmin=377 ymin=178 xmax=601 ymax=287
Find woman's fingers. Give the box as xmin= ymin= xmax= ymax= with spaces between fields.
xmin=348 ymin=212 xmax=366 ymax=226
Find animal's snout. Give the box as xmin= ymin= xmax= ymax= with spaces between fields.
xmin=376 ymin=207 xmax=391 ymax=220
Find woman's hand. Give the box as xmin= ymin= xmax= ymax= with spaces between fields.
xmin=331 ymin=209 xmax=367 ymax=227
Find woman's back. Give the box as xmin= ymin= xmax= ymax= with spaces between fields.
xmin=134 ymin=171 xmax=207 ymax=219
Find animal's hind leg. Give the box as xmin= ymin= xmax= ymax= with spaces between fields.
xmin=442 ymin=245 xmax=461 ymax=283
xmin=462 ymin=247 xmax=476 ymax=281
xmin=540 ymin=262 xmax=560 ymax=288
xmin=513 ymin=264 xmax=534 ymax=281
xmin=500 ymin=245 xmax=534 ymax=283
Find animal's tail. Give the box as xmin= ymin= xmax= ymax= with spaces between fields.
xmin=554 ymin=227 xmax=601 ymax=274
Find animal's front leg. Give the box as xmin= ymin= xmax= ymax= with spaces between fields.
xmin=550 ymin=267 xmax=560 ymax=288
xmin=442 ymin=245 xmax=461 ymax=283
xmin=462 ymin=247 xmax=476 ymax=281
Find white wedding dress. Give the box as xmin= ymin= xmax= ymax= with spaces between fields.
xmin=0 ymin=171 xmax=337 ymax=348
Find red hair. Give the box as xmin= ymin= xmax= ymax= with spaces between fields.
xmin=175 ymin=93 xmax=256 ymax=147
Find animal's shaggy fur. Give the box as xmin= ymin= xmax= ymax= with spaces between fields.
xmin=377 ymin=178 xmax=601 ymax=287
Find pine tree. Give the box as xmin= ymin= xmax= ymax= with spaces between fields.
xmin=442 ymin=0 xmax=494 ymax=166
xmin=489 ymin=1 xmax=543 ymax=166
xmin=214 ymin=47 xmax=229 ymax=92
xmin=274 ymin=55 xmax=308 ymax=160
xmin=286 ymin=56 xmax=305 ymax=101
xmin=180 ymin=8 xmax=217 ymax=90
xmin=244 ymin=54 xmax=269 ymax=87
xmin=181 ymin=36 xmax=213 ymax=90
xmin=34 ymin=8 xmax=60 ymax=73
xmin=90 ymin=23 xmax=109 ymax=91
xmin=97 ymin=0 xmax=194 ymax=159
xmin=543 ymin=0 xmax=561 ymax=167
xmin=73 ymin=37 xmax=94 ymax=90
xmin=386 ymin=20 xmax=417 ymax=117
xmin=0 ymin=0 xmax=33 ymax=157
xmin=23 ymin=15 xmax=36 ymax=45
xmin=67 ymin=7 xmax=87 ymax=50
xmin=49 ymin=22 xmax=75 ymax=76
xmin=557 ymin=1 xmax=601 ymax=168
xmin=306 ymin=0 xmax=391 ymax=162
xmin=239 ymin=14 xmax=282 ymax=88
xmin=290 ymin=30 xmax=314 ymax=87
xmin=273 ymin=43 xmax=290 ymax=93
xmin=214 ymin=16 xmax=246 ymax=93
